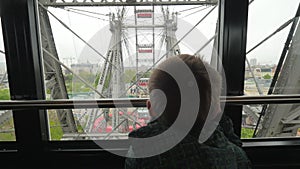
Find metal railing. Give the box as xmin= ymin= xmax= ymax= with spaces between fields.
xmin=0 ymin=94 xmax=300 ymax=110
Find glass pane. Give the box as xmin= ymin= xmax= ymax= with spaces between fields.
xmin=0 ymin=18 xmax=16 ymax=141
xmin=244 ymin=0 xmax=300 ymax=96
xmin=242 ymin=103 xmax=300 ymax=139
xmin=49 ymin=107 xmax=150 ymax=140
xmin=37 ymin=1 xmax=219 ymax=140
xmin=243 ymin=0 xmax=300 ymax=140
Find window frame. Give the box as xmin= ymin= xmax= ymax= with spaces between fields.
xmin=1 ymin=0 xmax=300 ymax=168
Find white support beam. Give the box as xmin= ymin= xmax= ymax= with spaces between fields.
xmin=243 ymin=105 xmax=259 ymax=122
xmin=282 ymin=124 xmax=300 ymax=132
xmin=282 ymin=106 xmax=300 ymax=123
xmin=257 ymin=19 xmax=300 ymax=137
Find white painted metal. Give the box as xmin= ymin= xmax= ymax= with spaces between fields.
xmin=257 ymin=20 xmax=300 ymax=137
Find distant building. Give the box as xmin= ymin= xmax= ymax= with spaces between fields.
xmin=250 ymin=58 xmax=257 ymax=66
xmin=71 ymin=62 xmax=98 ymax=74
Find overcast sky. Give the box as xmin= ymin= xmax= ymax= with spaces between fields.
xmin=42 ymin=5 xmax=218 ymax=66
xmin=0 ymin=0 xmax=299 ymax=67
xmin=246 ymin=0 xmax=299 ymax=65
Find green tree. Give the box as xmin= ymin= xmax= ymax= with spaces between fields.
xmin=48 ymin=110 xmax=63 ymax=140
xmin=0 ymin=88 xmax=10 ymax=100
xmin=49 ymin=120 xmax=63 ymax=140
xmin=241 ymin=127 xmax=254 ymax=139
xmin=263 ymin=73 xmax=272 ymax=79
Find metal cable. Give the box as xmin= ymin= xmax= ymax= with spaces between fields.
xmin=180 ymin=6 xmax=211 ymax=19
xmin=65 ymin=8 xmax=109 ymax=21
xmin=43 ymin=48 xmax=105 ymax=98
xmin=246 ymin=17 xmax=295 ymax=55
xmin=194 ymin=33 xmax=217 ymax=55
xmin=253 ymin=11 xmax=300 ymax=137
xmin=243 ymin=17 xmax=295 ymax=98
xmin=178 ymin=5 xmax=205 ymax=13
xmin=40 ymin=3 xmax=147 ymax=97
xmin=66 ymin=7 xmax=108 ymax=17
xmin=122 ymin=5 xmax=217 ymax=96
xmin=39 ymin=3 xmax=117 ymax=69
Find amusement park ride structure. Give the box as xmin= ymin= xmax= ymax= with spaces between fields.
xmin=38 ymin=0 xmax=184 ymax=139
xmin=1 ymin=0 xmax=298 ymax=139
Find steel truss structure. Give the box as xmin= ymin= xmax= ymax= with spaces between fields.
xmin=2 ymin=0 xmax=299 ymax=139
xmin=36 ymin=0 xmax=190 ymax=139
xmin=82 ymin=6 xmax=181 ymax=139
xmin=39 ymin=7 xmax=78 ymax=134
xmin=256 ymin=16 xmax=300 ymax=137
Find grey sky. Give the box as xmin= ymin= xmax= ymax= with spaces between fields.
xmin=246 ymin=0 xmax=299 ymax=65
xmin=46 ymin=5 xmax=218 ymax=66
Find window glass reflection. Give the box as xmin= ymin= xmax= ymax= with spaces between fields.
xmin=38 ymin=1 xmax=219 ymax=140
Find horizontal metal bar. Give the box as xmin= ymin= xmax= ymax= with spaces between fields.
xmin=0 ymin=95 xmax=300 ymax=110
xmin=62 ymin=133 xmax=129 ymax=140
xmin=224 ymin=94 xmax=300 ymax=105
xmin=0 ymin=98 xmax=148 ymax=110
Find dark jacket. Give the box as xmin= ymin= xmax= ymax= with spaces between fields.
xmin=125 ymin=116 xmax=252 ymax=169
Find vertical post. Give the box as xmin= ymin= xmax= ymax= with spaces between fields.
xmin=219 ymin=0 xmax=249 ymax=136
xmin=134 ymin=7 xmax=139 ymax=82
xmin=1 ymin=0 xmax=48 ymax=164
xmin=165 ymin=9 xmax=171 ymax=59
xmin=152 ymin=5 xmax=155 ymax=65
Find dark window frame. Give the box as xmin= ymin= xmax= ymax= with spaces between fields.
xmin=1 ymin=0 xmax=300 ymax=168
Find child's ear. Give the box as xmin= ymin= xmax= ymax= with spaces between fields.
xmin=146 ymin=99 xmax=151 ymax=110
xmin=147 ymin=100 xmax=157 ymax=118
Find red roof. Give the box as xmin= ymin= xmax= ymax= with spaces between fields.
xmin=138 ymin=49 xmax=152 ymax=53
xmin=137 ymin=13 xmax=152 ymax=18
